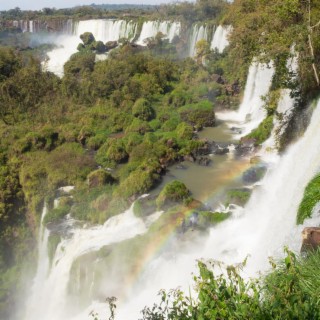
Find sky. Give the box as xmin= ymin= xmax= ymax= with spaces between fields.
xmin=0 ymin=0 xmax=183 ymax=11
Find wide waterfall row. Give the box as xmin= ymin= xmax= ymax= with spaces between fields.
xmin=73 ymin=20 xmax=138 ymax=42
xmin=41 ymin=20 xmax=231 ymax=76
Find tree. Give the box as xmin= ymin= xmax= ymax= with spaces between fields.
xmin=195 ymin=39 xmax=210 ymax=65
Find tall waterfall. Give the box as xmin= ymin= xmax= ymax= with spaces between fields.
xmin=25 ymin=204 xmax=50 ymax=320
xmin=210 ymin=25 xmax=232 ymax=53
xmin=188 ymin=24 xmax=209 ymax=57
xmin=136 ymin=21 xmax=181 ymax=45
xmin=217 ymin=61 xmax=275 ymax=137
xmin=24 ymin=203 xmax=154 ymax=320
xmin=202 ymin=98 xmax=320 ymax=273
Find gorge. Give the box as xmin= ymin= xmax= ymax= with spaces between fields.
xmin=1 ymin=1 xmax=320 ymax=319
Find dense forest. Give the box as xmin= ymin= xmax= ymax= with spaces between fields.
xmin=0 ymin=0 xmax=320 ymax=319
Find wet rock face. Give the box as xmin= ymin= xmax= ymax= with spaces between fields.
xmin=210 ymin=141 xmax=230 ymax=155
xmin=235 ymin=139 xmax=256 ymax=158
xmin=301 ymin=227 xmax=320 ymax=253
xmin=242 ymin=165 xmax=267 ymax=184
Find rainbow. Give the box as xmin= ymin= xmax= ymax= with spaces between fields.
xmin=115 ymin=157 xmax=255 ymax=304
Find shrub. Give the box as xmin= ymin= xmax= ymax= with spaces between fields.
xmin=225 ymin=189 xmax=251 ymax=206
xmin=125 ymin=118 xmax=152 ymax=134
xmin=132 ymin=98 xmax=155 ymax=121
xmin=176 ymin=122 xmax=194 ymax=140
xmin=156 ymin=180 xmax=190 ymax=209
xmin=179 ymin=100 xmax=215 ymax=128
xmin=106 ymin=139 xmax=128 ymax=163
xmin=43 ymin=204 xmax=71 ymax=225
xmin=87 ymin=169 xmax=115 ymax=188
xmin=80 ymin=32 xmax=95 ymax=46
xmin=245 ymin=115 xmax=274 ymax=145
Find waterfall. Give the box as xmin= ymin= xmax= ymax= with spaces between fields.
xmin=210 ymin=25 xmax=232 ymax=53
xmin=74 ymin=20 xmax=138 ymax=42
xmin=136 ymin=21 xmax=181 ymax=45
xmin=217 ymin=61 xmax=274 ymax=137
xmin=25 ymin=204 xmax=50 ymax=320
xmin=188 ymin=24 xmax=209 ymax=57
xmin=29 ymin=21 xmax=34 ymax=33
xmin=24 ymin=203 xmax=154 ymax=320
xmin=201 ymin=98 xmax=320 ymax=273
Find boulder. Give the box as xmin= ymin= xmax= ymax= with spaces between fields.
xmin=184 ymin=154 xmax=196 ymax=162
xmin=210 ymin=141 xmax=230 ymax=155
xmin=105 ymin=41 xmax=118 ymax=51
xmin=197 ymin=156 xmax=211 ymax=166
xmin=230 ymin=127 xmax=242 ymax=135
xmin=301 ymin=227 xmax=320 ymax=253
xmin=234 ymin=139 xmax=256 ymax=158
xmin=242 ymin=165 xmax=267 ymax=184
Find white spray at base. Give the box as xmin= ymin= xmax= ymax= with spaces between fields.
xmin=24 ymin=203 xmax=161 ymax=320
xmin=217 ymin=61 xmax=274 ymax=137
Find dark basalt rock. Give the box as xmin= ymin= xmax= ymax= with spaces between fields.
xmin=301 ymin=227 xmax=320 ymax=253
xmin=231 ymin=127 xmax=242 ymax=135
xmin=242 ymin=165 xmax=267 ymax=184
xmin=235 ymin=139 xmax=256 ymax=158
xmin=184 ymin=154 xmax=196 ymax=162
xmin=105 ymin=41 xmax=118 ymax=51
xmin=197 ymin=156 xmax=211 ymax=166
xmin=210 ymin=141 xmax=230 ymax=155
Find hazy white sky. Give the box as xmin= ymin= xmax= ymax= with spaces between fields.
xmin=0 ymin=0 xmax=183 ymax=11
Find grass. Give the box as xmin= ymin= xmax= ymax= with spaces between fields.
xmin=297 ymin=174 xmax=320 ymax=224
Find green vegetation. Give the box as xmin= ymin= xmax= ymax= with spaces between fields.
xmin=140 ymin=249 xmax=320 ymax=320
xmin=245 ymin=116 xmax=274 ymax=145
xmin=156 ymin=181 xmax=191 ymax=209
xmin=198 ymin=211 xmax=231 ymax=227
xmin=226 ymin=188 xmax=251 ymax=206
xmin=297 ymin=174 xmax=320 ymax=225
xmin=0 ymin=0 xmax=320 ymax=317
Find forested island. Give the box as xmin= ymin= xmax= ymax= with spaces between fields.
xmin=0 ymin=1 xmax=320 ymax=319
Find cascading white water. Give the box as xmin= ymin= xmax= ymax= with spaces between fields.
xmin=44 ymin=20 xmax=138 ymax=76
xmin=25 ymin=203 xmax=158 ymax=320
xmin=188 ymin=24 xmax=209 ymax=57
xmin=25 ymin=204 xmax=50 ymax=320
xmin=210 ymin=25 xmax=232 ymax=53
xmin=136 ymin=21 xmax=181 ymax=45
xmin=217 ymin=61 xmax=274 ymax=137
xmin=29 ymin=21 xmax=34 ymax=33
xmin=201 ymin=99 xmax=320 ymax=274
xmin=44 ymin=19 xmax=181 ymax=76
xmin=74 ymin=20 xmax=138 ymax=43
